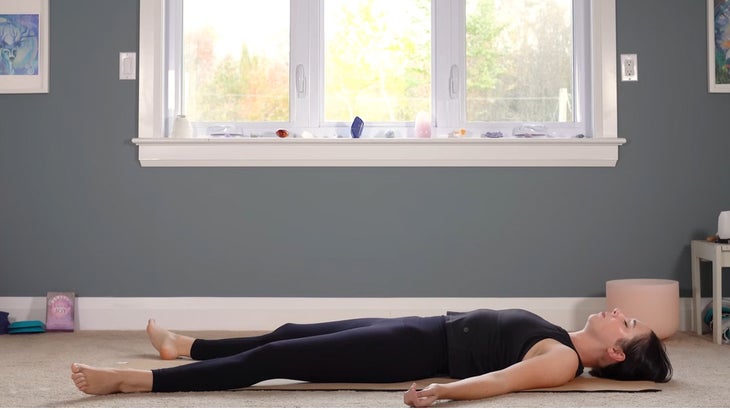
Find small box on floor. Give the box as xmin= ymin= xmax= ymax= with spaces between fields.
xmin=46 ymin=292 xmax=75 ymax=331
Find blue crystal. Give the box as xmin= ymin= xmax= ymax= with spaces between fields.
xmin=351 ymin=116 xmax=364 ymax=138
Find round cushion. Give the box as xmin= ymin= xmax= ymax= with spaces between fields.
xmin=605 ymin=279 xmax=679 ymax=339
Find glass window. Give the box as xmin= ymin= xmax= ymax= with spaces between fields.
xmin=323 ymin=0 xmax=431 ymax=123
xmin=172 ymin=0 xmax=579 ymax=132
xmin=135 ymin=0 xmax=623 ymax=167
xmin=179 ymin=0 xmax=290 ymax=123
xmin=466 ymin=0 xmax=574 ymax=123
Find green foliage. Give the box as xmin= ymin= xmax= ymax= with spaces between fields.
xmin=466 ymin=0 xmax=504 ymax=91
xmin=181 ymin=0 xmax=572 ymax=125
xmin=323 ymin=0 xmax=431 ymax=122
xmin=466 ymin=0 xmax=573 ymax=122
xmin=186 ymin=32 xmax=289 ymax=122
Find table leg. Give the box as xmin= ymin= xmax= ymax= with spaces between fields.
xmin=713 ymin=247 xmax=723 ymax=344
xmin=691 ymin=248 xmax=702 ymax=335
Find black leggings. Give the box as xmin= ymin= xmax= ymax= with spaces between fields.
xmin=152 ymin=315 xmax=448 ymax=392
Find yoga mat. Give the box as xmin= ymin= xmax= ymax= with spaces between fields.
xmin=118 ymin=358 xmax=661 ymax=393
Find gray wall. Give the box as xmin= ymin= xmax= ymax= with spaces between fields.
xmin=1 ymin=0 xmax=729 ymax=298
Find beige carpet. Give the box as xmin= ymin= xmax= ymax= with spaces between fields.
xmin=2 ymin=329 xmax=729 ymax=407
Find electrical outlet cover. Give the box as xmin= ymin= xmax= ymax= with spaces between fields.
xmin=621 ymin=54 xmax=637 ymax=81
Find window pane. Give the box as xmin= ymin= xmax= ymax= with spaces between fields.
xmin=466 ymin=0 xmax=573 ymax=123
xmin=181 ymin=0 xmax=289 ymax=122
xmin=324 ymin=0 xmax=431 ymax=123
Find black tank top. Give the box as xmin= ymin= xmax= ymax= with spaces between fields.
xmin=444 ymin=309 xmax=584 ymax=379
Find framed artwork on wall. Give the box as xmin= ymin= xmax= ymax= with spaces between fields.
xmin=709 ymin=0 xmax=730 ymax=93
xmin=0 ymin=0 xmax=48 ymax=94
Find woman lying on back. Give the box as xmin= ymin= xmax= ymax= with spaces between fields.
xmin=70 ymin=307 xmax=672 ymax=407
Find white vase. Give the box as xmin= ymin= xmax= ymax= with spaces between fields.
xmin=171 ymin=115 xmax=194 ymax=138
xmin=718 ymin=211 xmax=730 ymax=239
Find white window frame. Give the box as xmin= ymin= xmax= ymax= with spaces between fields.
xmin=132 ymin=0 xmax=625 ymax=167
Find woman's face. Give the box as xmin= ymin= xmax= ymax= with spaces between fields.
xmin=586 ymin=308 xmax=652 ymax=346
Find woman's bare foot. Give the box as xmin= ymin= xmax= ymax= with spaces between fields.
xmin=146 ymin=319 xmax=194 ymax=360
xmin=70 ymin=363 xmax=152 ymax=395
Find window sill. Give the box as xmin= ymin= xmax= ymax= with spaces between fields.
xmin=131 ymin=137 xmax=626 ymax=167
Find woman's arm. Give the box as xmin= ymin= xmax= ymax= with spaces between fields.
xmin=404 ymin=340 xmax=579 ymax=407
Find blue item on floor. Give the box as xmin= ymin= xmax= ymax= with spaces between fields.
xmin=0 ymin=311 xmax=9 ymax=334
xmin=8 ymin=320 xmax=46 ymax=334
xmin=703 ymin=305 xmax=730 ymax=326
xmin=702 ymin=300 xmax=730 ymax=343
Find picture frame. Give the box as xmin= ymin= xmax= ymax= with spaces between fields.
xmin=708 ymin=0 xmax=730 ymax=93
xmin=0 ymin=0 xmax=49 ymax=94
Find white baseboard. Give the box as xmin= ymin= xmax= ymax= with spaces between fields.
xmin=0 ymin=296 xmax=697 ymax=332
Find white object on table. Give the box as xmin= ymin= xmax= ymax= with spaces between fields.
xmin=718 ymin=211 xmax=730 ymax=239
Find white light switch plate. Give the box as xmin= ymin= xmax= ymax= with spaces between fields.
xmin=119 ymin=52 xmax=136 ymax=80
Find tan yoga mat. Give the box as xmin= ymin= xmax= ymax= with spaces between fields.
xmin=117 ymin=358 xmax=661 ymax=393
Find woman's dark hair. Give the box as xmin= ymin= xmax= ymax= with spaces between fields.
xmin=589 ymin=331 xmax=672 ymax=383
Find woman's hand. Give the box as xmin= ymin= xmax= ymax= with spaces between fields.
xmin=403 ymin=383 xmax=441 ymax=407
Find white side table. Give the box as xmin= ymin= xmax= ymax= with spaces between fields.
xmin=691 ymin=240 xmax=730 ymax=344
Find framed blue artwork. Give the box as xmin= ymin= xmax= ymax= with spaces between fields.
xmin=709 ymin=0 xmax=730 ymax=92
xmin=0 ymin=0 xmax=48 ymax=93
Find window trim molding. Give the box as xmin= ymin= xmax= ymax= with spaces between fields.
xmin=132 ymin=137 xmax=624 ymax=167
xmin=133 ymin=0 xmax=625 ymax=167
